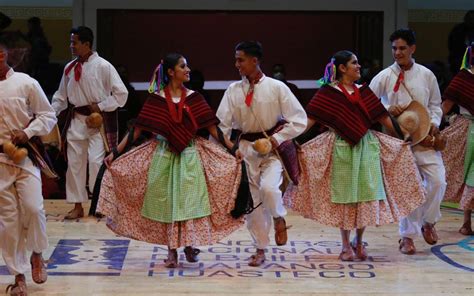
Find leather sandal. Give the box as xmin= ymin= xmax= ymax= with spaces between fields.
xmin=30 ymin=253 xmax=47 ymax=284
xmin=248 ymin=250 xmax=266 ymax=267
xmin=421 ymin=223 xmax=438 ymax=245
xmin=399 ymin=237 xmax=416 ymax=255
xmin=164 ymin=249 xmax=178 ymax=268
xmin=5 ymin=274 xmax=27 ymax=296
xmin=338 ymin=247 xmax=355 ymax=261
xmin=350 ymin=239 xmax=368 ymax=261
xmin=273 ymin=217 xmax=292 ymax=246
xmin=184 ymin=246 xmax=200 ymax=263
xmin=459 ymin=222 xmax=473 ymax=236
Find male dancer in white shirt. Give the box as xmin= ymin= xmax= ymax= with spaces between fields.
xmin=370 ymin=29 xmax=447 ymax=255
xmin=52 ymin=26 xmax=127 ymax=219
xmin=216 ymin=41 xmax=306 ymax=266
xmin=0 ymin=38 xmax=56 ymax=296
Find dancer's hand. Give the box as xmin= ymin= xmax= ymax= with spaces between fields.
xmin=235 ymin=149 xmax=243 ymax=163
xmin=11 ymin=130 xmax=28 ymax=144
xmin=294 ymin=140 xmax=302 ymax=152
xmin=269 ymin=136 xmax=279 ymax=150
xmin=388 ymin=105 xmax=405 ymax=117
xmin=429 ymin=123 xmax=440 ymax=136
xmin=103 ymin=153 xmax=114 ymax=168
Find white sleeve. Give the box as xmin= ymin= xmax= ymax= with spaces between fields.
xmin=23 ymin=80 xmax=57 ymax=138
xmin=427 ymin=73 xmax=443 ymax=126
xmin=369 ymin=71 xmax=390 ymax=108
xmin=97 ymin=63 xmax=128 ymax=112
xmin=272 ymin=84 xmax=307 ymax=145
xmin=216 ymin=88 xmax=234 ymax=139
xmin=51 ymin=72 xmax=69 ymax=116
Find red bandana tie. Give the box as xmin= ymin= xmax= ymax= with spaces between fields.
xmin=339 ymin=83 xmax=370 ymax=118
xmin=245 ymin=72 xmax=263 ymax=107
xmin=393 ymin=70 xmax=404 ymax=93
xmin=64 ymin=51 xmax=93 ymax=81
xmin=164 ymin=86 xmax=198 ymax=129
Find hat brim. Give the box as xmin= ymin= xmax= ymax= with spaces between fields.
xmin=396 ymin=100 xmax=431 ymax=146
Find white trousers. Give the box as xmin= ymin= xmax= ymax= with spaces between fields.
xmin=399 ymin=149 xmax=447 ymax=239
xmin=241 ymin=141 xmax=287 ymax=249
xmin=0 ymin=162 xmax=48 ymax=275
xmin=65 ymin=119 xmax=105 ymax=203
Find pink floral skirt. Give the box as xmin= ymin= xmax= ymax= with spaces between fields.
xmin=441 ymin=116 xmax=474 ymax=210
xmin=284 ymin=131 xmax=426 ymax=230
xmin=97 ymin=137 xmax=244 ymax=248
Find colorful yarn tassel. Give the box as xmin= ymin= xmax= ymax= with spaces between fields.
xmin=318 ymin=58 xmax=336 ymax=86
xmin=148 ymin=61 xmax=165 ymax=93
xmin=460 ymin=45 xmax=472 ymax=71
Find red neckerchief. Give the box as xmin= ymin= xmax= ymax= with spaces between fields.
xmin=339 ymin=83 xmax=370 ymax=118
xmin=245 ymin=71 xmax=263 ymax=106
xmin=338 ymin=83 xmax=361 ymax=104
xmin=164 ymin=86 xmax=198 ymax=129
xmin=64 ymin=51 xmax=93 ymax=81
xmin=0 ymin=66 xmax=10 ymax=81
xmin=393 ymin=70 xmax=404 ymax=92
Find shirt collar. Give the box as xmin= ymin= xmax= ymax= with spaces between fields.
xmin=392 ymin=58 xmax=416 ymax=73
xmin=242 ymin=73 xmax=266 ymax=85
xmin=2 ymin=67 xmax=14 ymax=80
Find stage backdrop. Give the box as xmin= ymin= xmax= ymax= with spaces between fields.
xmin=97 ymin=10 xmax=383 ymax=84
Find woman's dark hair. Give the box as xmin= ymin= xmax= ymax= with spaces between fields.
xmin=27 ymin=17 xmax=46 ymax=38
xmin=70 ymin=26 xmax=94 ymax=48
xmin=333 ymin=50 xmax=355 ymax=79
xmin=235 ymin=41 xmax=263 ymax=60
xmin=390 ymin=28 xmax=416 ymax=46
xmin=162 ymin=53 xmax=184 ymax=85
xmin=148 ymin=53 xmax=185 ymax=93
xmin=319 ymin=50 xmax=354 ymax=85
xmin=320 ymin=50 xmax=355 ymax=84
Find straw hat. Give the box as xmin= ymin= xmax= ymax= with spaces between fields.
xmin=395 ymin=101 xmax=431 ymax=146
xmin=40 ymin=124 xmax=62 ymax=150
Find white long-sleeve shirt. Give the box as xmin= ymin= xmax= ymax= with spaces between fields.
xmin=0 ymin=68 xmax=57 ymax=177
xmin=217 ymin=75 xmax=307 ymax=145
xmin=52 ymin=52 xmax=128 ymax=115
xmin=369 ymin=61 xmax=443 ymax=126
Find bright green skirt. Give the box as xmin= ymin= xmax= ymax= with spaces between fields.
xmin=331 ymin=132 xmax=387 ymax=204
xmin=464 ymin=115 xmax=474 ymax=187
xmin=141 ymin=136 xmax=211 ymax=223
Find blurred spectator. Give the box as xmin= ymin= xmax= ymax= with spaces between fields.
xmin=448 ymin=10 xmax=474 ymax=76
xmin=116 ymin=64 xmax=142 ymax=138
xmin=184 ymin=69 xmax=212 ymax=138
xmin=272 ymin=63 xmax=304 ymax=105
xmin=424 ymin=60 xmax=450 ymax=94
xmin=22 ymin=17 xmax=52 ymax=77
xmin=185 ymin=70 xmax=211 ymax=103
xmin=0 ymin=12 xmax=12 ymax=32
xmin=359 ymin=58 xmax=381 ymax=84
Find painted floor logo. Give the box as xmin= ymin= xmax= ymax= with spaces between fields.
xmin=146 ymin=240 xmax=385 ymax=279
xmin=1 ymin=239 xmax=471 ymax=277
xmin=431 ymin=237 xmax=474 ymax=272
xmin=47 ymin=239 xmax=130 ymax=276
